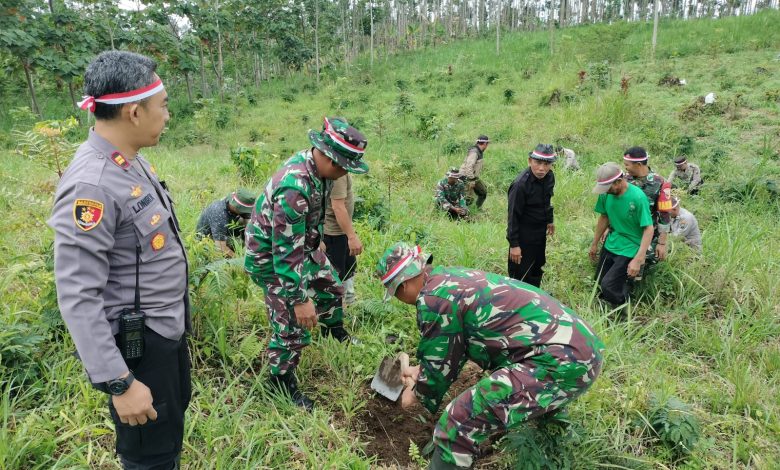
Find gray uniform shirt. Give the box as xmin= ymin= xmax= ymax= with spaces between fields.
xmin=48 ymin=129 xmax=189 ymax=383
xmin=561 ymin=148 xmax=580 ymax=171
xmin=671 ymin=207 xmax=702 ymax=251
xmin=668 ymin=163 xmax=702 ymax=192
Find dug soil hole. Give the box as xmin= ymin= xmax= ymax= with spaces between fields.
xmin=358 ymin=362 xmax=485 ymax=468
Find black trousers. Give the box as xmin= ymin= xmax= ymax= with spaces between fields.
xmin=323 ymin=234 xmax=356 ymax=281
xmin=595 ymin=248 xmax=632 ymax=306
xmin=109 ymin=328 xmax=191 ymax=470
xmin=507 ymin=240 xmax=547 ymax=287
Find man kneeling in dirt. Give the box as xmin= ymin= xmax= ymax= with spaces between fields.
xmin=376 ymin=242 xmax=605 ymax=469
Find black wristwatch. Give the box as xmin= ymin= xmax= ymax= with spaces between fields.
xmin=94 ymin=373 xmax=135 ymax=395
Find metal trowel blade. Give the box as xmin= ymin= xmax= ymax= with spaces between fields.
xmin=370 ymin=356 xmax=404 ymax=401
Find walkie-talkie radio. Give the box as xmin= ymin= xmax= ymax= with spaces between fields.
xmin=119 ymin=245 xmax=145 ymax=360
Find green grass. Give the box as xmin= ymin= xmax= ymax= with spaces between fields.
xmin=1 ymin=10 xmax=780 ymax=469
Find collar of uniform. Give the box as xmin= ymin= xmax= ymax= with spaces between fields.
xmin=304 ymin=149 xmax=323 ymax=190
xmin=87 ymin=128 xmax=135 ymax=170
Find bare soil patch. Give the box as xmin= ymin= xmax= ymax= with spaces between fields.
xmin=357 ymin=362 xmax=486 ymax=468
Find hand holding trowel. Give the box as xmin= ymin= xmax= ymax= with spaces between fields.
xmin=371 ymin=352 xmax=418 ymax=402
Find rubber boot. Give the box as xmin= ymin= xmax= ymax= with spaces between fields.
xmin=428 ymin=447 xmax=462 ymax=470
xmin=268 ymin=373 xmax=314 ymax=411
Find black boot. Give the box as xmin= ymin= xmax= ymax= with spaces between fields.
xmin=321 ymin=323 xmax=355 ymax=344
xmin=268 ymin=373 xmax=314 ymax=411
xmin=428 ymin=447 xmax=462 ymax=469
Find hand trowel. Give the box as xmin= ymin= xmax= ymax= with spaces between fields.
xmin=370 ymin=352 xmax=410 ymax=401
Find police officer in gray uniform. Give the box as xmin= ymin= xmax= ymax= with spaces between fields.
xmin=49 ymin=51 xmax=190 ymax=470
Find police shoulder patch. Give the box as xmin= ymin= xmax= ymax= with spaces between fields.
xmin=151 ymin=232 xmax=165 ymax=251
xmin=73 ymin=199 xmax=104 ymax=232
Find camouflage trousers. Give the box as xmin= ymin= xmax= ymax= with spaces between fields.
xmin=260 ymin=249 xmax=344 ymax=376
xmin=433 ymin=344 xmax=603 ymax=467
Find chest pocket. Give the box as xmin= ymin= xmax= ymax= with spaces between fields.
xmin=131 ymin=200 xmax=173 ymax=262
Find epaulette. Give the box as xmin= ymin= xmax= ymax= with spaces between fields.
xmin=75 ymin=152 xmax=109 ymax=186
xmin=110 ymin=151 xmax=131 ymax=170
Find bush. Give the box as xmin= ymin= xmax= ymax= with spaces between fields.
xmin=504 ymin=417 xmax=579 ymax=470
xmin=415 ymin=112 xmax=442 ymax=140
xmin=503 ymin=88 xmax=516 ymax=104
xmin=193 ymin=99 xmax=233 ymax=142
xmin=648 ymin=395 xmax=701 ymax=457
xmin=587 ymin=60 xmax=612 ymax=89
xmin=229 ymin=145 xmax=281 ymax=183
xmin=0 ymin=311 xmax=46 ymax=385
xmin=395 ymin=92 xmax=416 ymax=123
xmin=442 ymin=139 xmax=465 ymax=155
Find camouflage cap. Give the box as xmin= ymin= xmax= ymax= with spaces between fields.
xmin=227 ymin=188 xmax=257 ymax=215
xmin=309 ymin=116 xmax=369 ymax=174
xmin=674 ymin=156 xmax=687 ymax=165
xmin=529 ymin=143 xmax=557 ymax=162
xmin=375 ymin=242 xmax=432 ymax=302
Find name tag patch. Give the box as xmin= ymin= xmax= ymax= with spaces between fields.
xmin=132 ymin=194 xmax=155 ymax=214
xmin=73 ymin=199 xmax=104 ymax=232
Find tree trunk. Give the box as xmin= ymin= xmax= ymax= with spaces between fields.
xmin=184 ymin=72 xmax=193 ymax=103
xmin=651 ymin=0 xmax=660 ymax=58
xmin=67 ymin=81 xmax=78 ymax=110
xmin=370 ymin=1 xmax=375 ymax=66
xmin=496 ymin=0 xmax=501 ymax=54
xmin=549 ymin=1 xmax=555 ymax=55
xmin=198 ymin=42 xmax=209 ymax=98
xmin=315 ymin=0 xmax=321 ymax=83
xmin=215 ymin=1 xmax=225 ymax=102
xmin=22 ymin=61 xmax=41 ymax=117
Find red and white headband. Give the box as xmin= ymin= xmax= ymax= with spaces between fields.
xmin=597 ymin=171 xmax=623 ymax=186
xmin=231 ymin=193 xmax=254 ymax=209
xmin=324 ymin=118 xmax=365 ymax=155
xmin=77 ymin=79 xmax=165 ymax=113
xmin=531 ymin=150 xmax=556 ymax=160
xmin=623 ymin=153 xmax=648 ymax=162
xmin=381 ymin=245 xmax=421 ymax=285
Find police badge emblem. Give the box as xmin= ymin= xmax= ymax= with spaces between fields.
xmin=73 ymin=199 xmax=104 ymax=232
xmin=151 ymin=233 xmax=165 ymax=251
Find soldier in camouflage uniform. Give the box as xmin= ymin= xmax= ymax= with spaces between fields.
xmin=623 ymin=146 xmax=673 ymax=269
xmin=376 ymin=242 xmax=605 ymax=469
xmin=435 ymin=168 xmax=469 ymax=219
xmin=244 ymin=117 xmax=368 ymax=410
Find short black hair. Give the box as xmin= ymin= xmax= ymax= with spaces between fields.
xmin=83 ymin=51 xmax=158 ymax=121
xmin=624 ymin=146 xmax=648 ymax=165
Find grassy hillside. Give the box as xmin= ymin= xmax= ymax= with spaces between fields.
xmin=1 ymin=11 xmax=780 ymax=469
